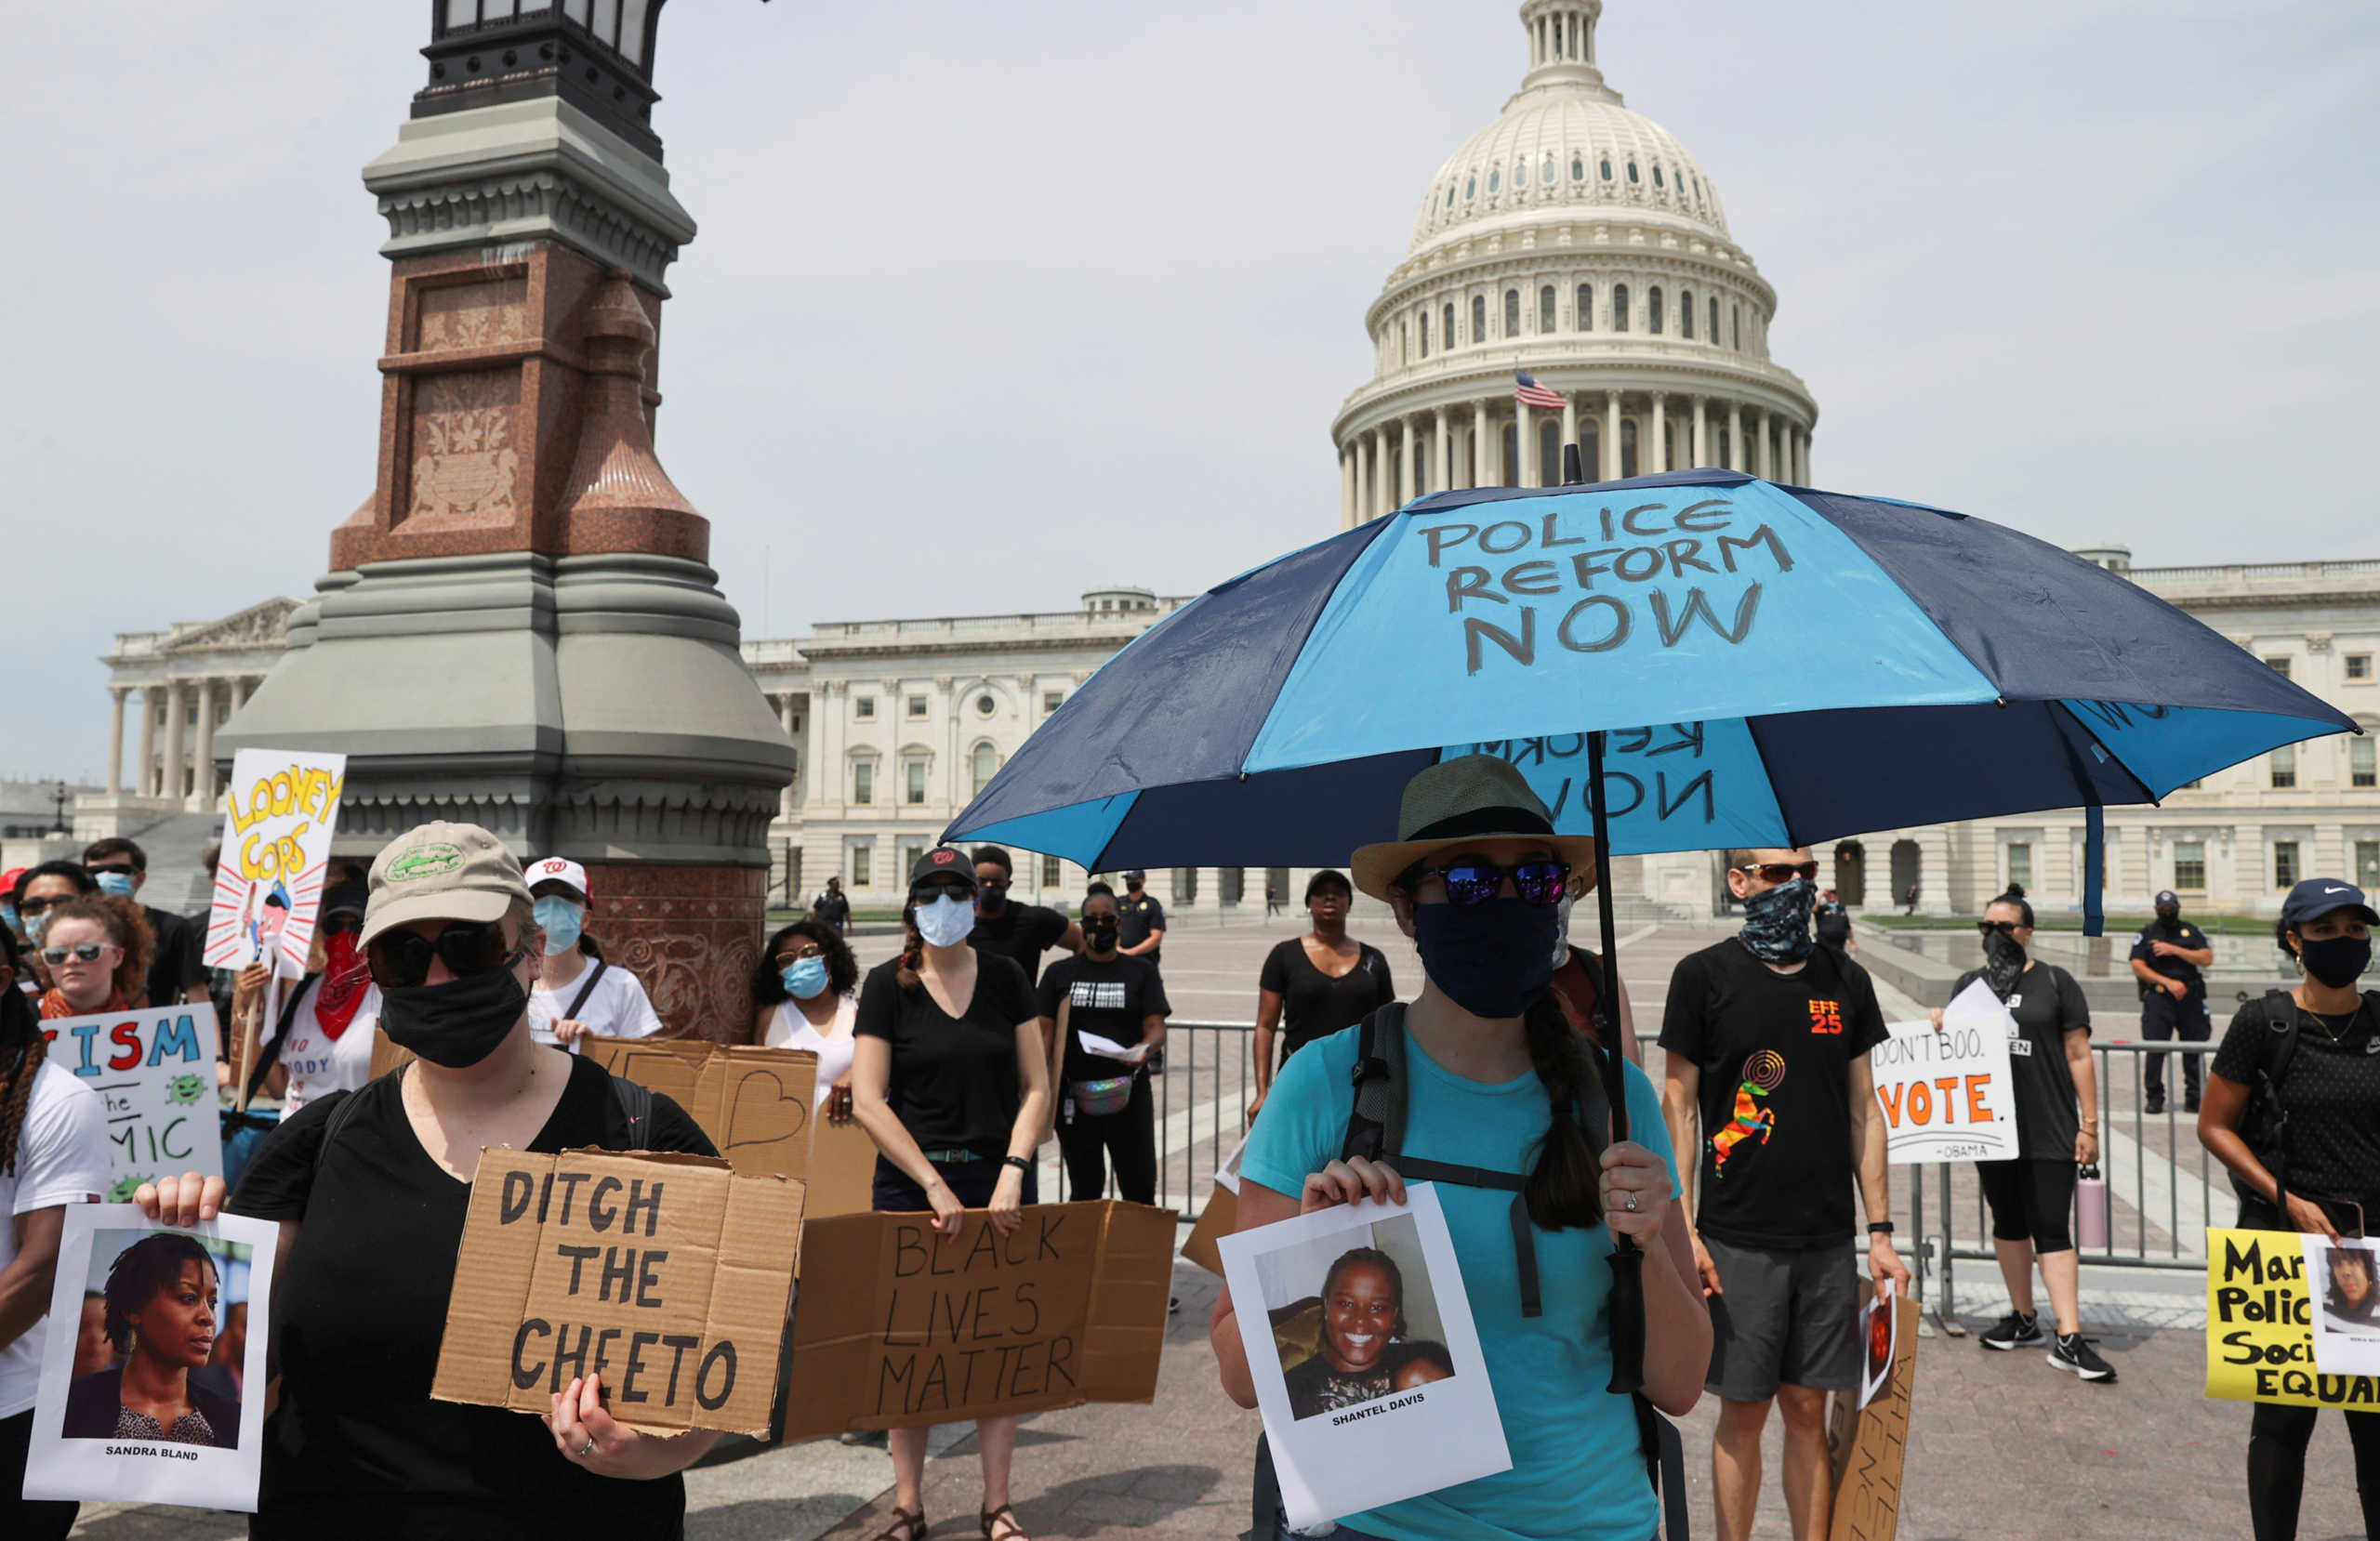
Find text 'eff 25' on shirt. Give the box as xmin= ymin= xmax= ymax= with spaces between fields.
xmin=227 ymin=1054 xmax=713 ymax=1539
xmin=1245 ymin=1023 xmax=1674 ymax=1541
xmin=1658 ymin=939 xmax=1887 ymax=1251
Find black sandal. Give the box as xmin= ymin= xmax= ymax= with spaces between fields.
xmin=871 ymin=1505 xmax=928 ymax=1541
xmin=980 ymin=1504 xmax=1029 ymax=1540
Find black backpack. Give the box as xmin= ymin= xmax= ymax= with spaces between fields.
xmin=2235 ymin=989 xmax=2378 ymax=1217
xmin=1251 ymin=1003 xmax=1687 ymax=1540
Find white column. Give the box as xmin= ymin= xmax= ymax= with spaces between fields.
xmin=1516 ymin=404 xmax=1537 ymax=488
xmin=778 ymin=695 xmax=800 ymax=819
xmin=1604 ymin=391 xmax=1621 ymax=481
xmin=1435 ymin=407 xmax=1451 ymax=496
xmin=1559 ymin=395 xmax=1579 ymax=483
xmin=193 ymin=678 xmax=218 ymax=807
xmin=1400 ymin=417 xmax=1418 ymax=507
xmin=1650 ymin=395 xmax=1668 ymax=474
xmin=1691 ymin=396 xmax=1708 ymax=468
xmin=1470 ymin=401 xmax=1490 ymax=488
xmin=137 ymin=687 xmax=157 ymax=797
xmin=1726 ymin=402 xmax=1743 ymax=472
xmin=1798 ymin=427 xmax=1812 ymax=484
xmin=1759 ymin=413 xmax=1775 ymax=480
xmin=1356 ymin=432 xmax=1374 ymax=523
xmin=106 ymin=688 xmax=126 ymax=795
xmin=1340 ymin=446 xmax=1355 ymax=529
xmin=163 ymin=680 xmax=188 ymax=806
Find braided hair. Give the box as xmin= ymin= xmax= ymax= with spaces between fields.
xmin=0 ymin=928 xmax=47 ymax=1179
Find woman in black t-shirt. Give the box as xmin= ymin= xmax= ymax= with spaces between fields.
xmin=2200 ymin=878 xmax=2380 ymax=1541
xmin=132 ymin=820 xmax=724 ymax=1541
xmin=851 ymin=845 xmax=1051 ymax=1541
xmin=1935 ymin=891 xmax=2105 ymax=1379
xmin=1249 ymin=869 xmax=1394 ymax=1120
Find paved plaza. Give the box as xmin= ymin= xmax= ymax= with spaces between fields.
xmin=69 ymin=917 xmax=2370 ymax=1540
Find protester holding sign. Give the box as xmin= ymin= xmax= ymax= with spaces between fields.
xmin=852 ymin=844 xmax=1052 ymax=1541
xmin=754 ymin=919 xmax=861 ymax=1118
xmin=139 ymin=820 xmax=728 ymax=1537
xmin=523 ymin=859 xmax=665 ymax=1049
xmin=60 ymin=1231 xmax=239 ymax=1446
xmin=34 ymin=898 xmax=153 ymax=1019
xmin=1212 ymin=759 xmax=1708 ymax=1541
xmin=1934 ymin=890 xmax=2109 ymax=1380
xmin=1250 ymin=870 xmax=1395 ymax=1120
xmin=0 ymin=926 xmax=108 ymax=1541
xmin=2198 ymin=876 xmax=2380 ymax=1541
xmin=228 ymin=884 xmax=379 ymax=1116
xmin=1038 ymin=887 xmax=1169 ymax=1205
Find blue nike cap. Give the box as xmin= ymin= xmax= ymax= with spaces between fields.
xmin=2280 ymin=878 xmax=2380 ymax=931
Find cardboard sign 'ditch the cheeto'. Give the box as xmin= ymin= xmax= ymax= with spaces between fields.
xmin=580 ymin=1038 xmax=818 ymax=1182
xmin=781 ymin=1201 xmax=1174 ymax=1439
xmin=1829 ymin=1292 xmax=1919 ymax=1541
xmin=433 ymin=1148 xmax=805 ymax=1438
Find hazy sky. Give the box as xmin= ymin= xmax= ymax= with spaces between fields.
xmin=8 ymin=1 xmax=2375 ymax=784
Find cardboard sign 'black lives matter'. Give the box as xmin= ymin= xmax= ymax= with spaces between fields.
xmin=781 ymin=1201 xmax=1172 ymax=1438
xmin=434 ymin=1148 xmax=805 ymax=1437
xmin=582 ymin=1038 xmax=818 ymax=1181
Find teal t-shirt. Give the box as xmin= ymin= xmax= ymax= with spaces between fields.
xmin=1242 ymin=1021 xmax=1674 ymax=1541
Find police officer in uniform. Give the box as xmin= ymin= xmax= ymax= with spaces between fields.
xmin=2130 ymin=889 xmax=2215 ymax=1113
xmin=1814 ymin=887 xmax=1855 ymax=965
xmin=1116 ymin=870 xmax=1166 ymax=972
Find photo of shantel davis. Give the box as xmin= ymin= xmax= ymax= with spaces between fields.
xmin=60 ymin=1231 xmax=245 ymax=1449
xmin=1257 ymin=1213 xmax=1458 ymax=1423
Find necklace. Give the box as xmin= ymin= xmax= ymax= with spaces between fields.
xmin=2300 ymin=999 xmax=2364 ymax=1042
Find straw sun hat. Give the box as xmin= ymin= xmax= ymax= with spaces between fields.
xmin=1348 ymin=757 xmax=1599 ymax=902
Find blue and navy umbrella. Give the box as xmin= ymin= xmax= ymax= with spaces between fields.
xmin=951 ymin=469 xmax=2351 ymax=920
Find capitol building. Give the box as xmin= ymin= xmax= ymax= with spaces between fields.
xmin=78 ymin=2 xmax=2378 ymax=921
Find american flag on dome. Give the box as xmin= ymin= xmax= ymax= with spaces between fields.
xmin=1513 ymin=370 xmax=1567 ymax=411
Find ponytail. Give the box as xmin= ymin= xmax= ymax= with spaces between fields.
xmin=895 ymin=901 xmax=924 ymax=992
xmin=1520 ymin=990 xmax=1606 ymax=1230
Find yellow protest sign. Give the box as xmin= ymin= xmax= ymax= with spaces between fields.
xmin=2205 ymin=1229 xmax=2380 ymax=1409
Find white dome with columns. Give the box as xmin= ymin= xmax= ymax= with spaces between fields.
xmin=1334 ymin=0 xmax=1818 ymax=527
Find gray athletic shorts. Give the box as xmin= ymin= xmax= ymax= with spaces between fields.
xmin=1703 ymin=1234 xmax=1861 ymax=1402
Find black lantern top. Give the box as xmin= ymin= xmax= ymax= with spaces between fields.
xmin=419 ymin=1 xmax=673 ymax=158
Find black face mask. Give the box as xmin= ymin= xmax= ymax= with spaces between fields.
xmin=1412 ymin=897 xmax=1558 ymax=1019
xmin=1982 ymin=929 xmax=2027 ymax=1000
xmin=377 ymin=956 xmax=528 ymax=1069
xmin=1083 ymin=916 xmax=1120 ymax=953
xmin=2299 ymin=934 xmax=2373 ymax=990
xmin=2155 ymin=909 xmax=2182 ymax=929
xmin=978 ymin=888 xmax=1008 ymax=916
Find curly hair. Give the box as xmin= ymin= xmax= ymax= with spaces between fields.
xmin=0 ymin=929 xmax=47 ymax=1178
xmin=46 ymin=896 xmax=155 ymax=1008
xmin=103 ymin=1232 xmax=217 ymax=1354
xmin=751 ymin=919 xmax=859 ymax=1006
xmin=1322 ymin=1246 xmax=1409 ymax=1341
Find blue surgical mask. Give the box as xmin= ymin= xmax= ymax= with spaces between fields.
xmin=0 ymin=903 xmax=17 ymax=937
xmin=94 ymin=872 xmax=136 ymax=898
xmin=23 ymin=909 xmax=51 ymax=944
xmin=781 ymin=956 xmax=830 ymax=1000
xmin=535 ymin=896 xmax=585 ymax=955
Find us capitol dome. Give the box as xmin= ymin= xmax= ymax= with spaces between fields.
xmin=1333 ymin=0 xmax=1818 ymax=527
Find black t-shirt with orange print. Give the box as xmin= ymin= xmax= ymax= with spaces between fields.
xmin=1659 ymin=939 xmax=1889 ymax=1249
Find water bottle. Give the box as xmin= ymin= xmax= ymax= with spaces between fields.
xmin=2076 ymin=1162 xmax=2109 ymax=1251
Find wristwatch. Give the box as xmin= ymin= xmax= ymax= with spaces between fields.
xmin=1001 ymin=1154 xmax=1031 ymax=1174
xmin=1866 ymin=1221 xmax=1896 ymax=1235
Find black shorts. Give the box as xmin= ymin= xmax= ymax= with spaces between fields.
xmin=1977 ymin=1156 xmax=2079 ymax=1252
xmin=1702 ymin=1235 xmax=1862 ymax=1401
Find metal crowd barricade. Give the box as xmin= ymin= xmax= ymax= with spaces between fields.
xmin=1038 ymin=1020 xmax=1258 ymax=1218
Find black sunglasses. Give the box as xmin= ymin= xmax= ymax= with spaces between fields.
xmin=1977 ymin=919 xmax=2024 ymax=937
xmin=1736 ymin=861 xmax=1820 ymax=885
xmin=1408 ymin=858 xmax=1571 ymax=908
xmin=320 ymin=913 xmax=363 ymax=938
xmin=911 ymin=879 xmax=974 ymax=903
xmin=365 ymin=921 xmax=517 ymax=989
xmin=15 ymin=894 xmax=77 ymax=916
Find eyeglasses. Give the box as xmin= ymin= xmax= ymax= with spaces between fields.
xmin=1977 ymin=920 xmax=2024 ymax=937
xmin=365 ymin=921 xmax=517 ymax=988
xmin=912 ymin=880 xmax=973 ymax=903
xmin=42 ymin=942 xmax=112 ymax=965
xmin=776 ymin=942 xmax=826 ymax=964
xmin=85 ymin=864 xmax=136 ymax=879
xmin=320 ymin=913 xmax=363 ymax=938
xmin=15 ymin=894 xmax=76 ymax=916
xmin=1408 ymin=858 xmax=1571 ymax=908
xmin=1735 ymin=861 xmax=1819 ymax=885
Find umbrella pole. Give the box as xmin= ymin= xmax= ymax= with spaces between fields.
xmin=1587 ymin=730 xmax=1646 ymax=1395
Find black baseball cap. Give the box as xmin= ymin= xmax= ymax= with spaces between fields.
xmin=909 ymin=846 xmax=975 ymax=889
xmin=2153 ymin=889 xmax=2180 ymax=910
xmin=2281 ymin=878 xmax=2379 ymax=930
xmin=1124 ymin=869 xmax=1147 ymax=883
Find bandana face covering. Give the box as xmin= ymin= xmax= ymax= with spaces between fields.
xmin=1737 ymin=878 xmax=1817 ymax=965
xmin=1981 ymin=929 xmax=2028 ymax=999
xmin=1413 ymin=897 xmax=1559 ymax=1019
xmin=913 ymin=894 xmax=976 ymax=948
xmin=378 ymin=957 xmax=528 ymax=1069
xmin=313 ymin=930 xmax=372 ymax=1039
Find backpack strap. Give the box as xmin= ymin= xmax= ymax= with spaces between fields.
xmin=610 ymin=1074 xmax=654 ymax=1152
xmin=245 ymin=972 xmax=321 ymax=1106
xmin=1342 ymin=1002 xmax=1406 ymax=1164
xmin=2254 ymin=991 xmax=2302 ymax=1217
xmin=562 ymin=958 xmax=609 ymax=1023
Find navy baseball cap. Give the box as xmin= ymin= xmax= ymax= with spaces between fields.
xmin=2280 ymin=878 xmax=2380 ymax=930
xmin=2153 ymin=889 xmax=2180 ymax=909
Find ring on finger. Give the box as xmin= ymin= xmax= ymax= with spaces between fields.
xmin=580 ymin=1437 xmax=598 ymax=1457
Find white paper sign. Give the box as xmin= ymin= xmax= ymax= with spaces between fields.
xmin=2302 ymin=1235 xmax=2380 ymax=1377
xmin=22 ymin=1206 xmax=277 ymax=1512
xmin=1858 ymin=1280 xmax=1899 ymax=1409
xmin=40 ymin=1005 xmax=223 ymax=1199
xmin=1869 ymin=980 xmax=2018 ymax=1164
xmin=204 ymin=748 xmax=347 ymax=973
xmin=1075 ymin=1029 xmax=1153 ymax=1064
xmin=1218 ymin=1184 xmax=1511 ymax=1529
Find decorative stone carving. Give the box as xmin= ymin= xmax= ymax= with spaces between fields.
xmin=377 ymin=169 xmax=684 ymax=296
xmin=406 ymin=371 xmax=522 ymax=522
xmin=168 ymin=599 xmax=303 ymax=653
xmin=416 ymin=278 xmax=529 ymax=350
xmin=2307 ymin=634 xmax=2334 ymax=653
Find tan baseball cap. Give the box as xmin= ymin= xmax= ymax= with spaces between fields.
xmin=362 ymin=821 xmax=534 ymax=945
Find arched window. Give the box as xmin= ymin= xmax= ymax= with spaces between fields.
xmin=1446 ymin=184 xmax=1456 ymax=209
xmin=1419 ymin=310 xmax=1430 ymax=358
xmin=1465 ymin=175 xmax=1476 ymax=200
xmin=1501 ymin=422 xmax=1519 ymax=487
xmin=1514 ymin=160 xmax=1527 ymax=192
xmin=1399 ymin=319 xmax=1408 ymax=362
xmin=1504 ymin=288 xmax=1520 ymax=336
xmin=1731 ymin=303 xmax=1740 ymax=349
xmin=1612 ymin=283 xmax=1630 ymax=333
xmin=1600 ymin=156 xmax=1613 ymax=181
xmin=1620 ymin=418 xmax=1639 ymax=479
xmin=1444 ymin=302 xmax=1457 ymax=349
xmin=1541 ymin=153 xmax=1555 ymax=185
xmin=1708 ymin=296 xmax=1720 ymax=345
xmin=1472 ymin=295 xmax=1487 ymax=342
xmin=1648 ymin=286 xmax=1664 ymax=335
xmin=1627 ymin=160 xmax=1640 ymax=183
xmin=1576 ymin=283 xmax=1593 ymax=331
xmin=971 ymin=743 xmax=1002 ymax=797
xmin=1652 ymin=164 xmax=1665 ymax=189
xmin=1538 ymin=417 xmax=1562 ymax=487
xmin=1488 ymin=166 xmax=1501 ymax=193
xmin=1579 ymin=421 xmax=1601 ymax=481
xmin=1539 ymin=284 xmax=1556 ymax=332
xmin=1571 ymin=153 xmax=1584 ymax=181
xmin=1681 ymin=288 xmax=1695 ymax=338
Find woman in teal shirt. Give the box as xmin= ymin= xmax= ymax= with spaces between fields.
xmin=1209 ymin=760 xmax=1709 ymax=1541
